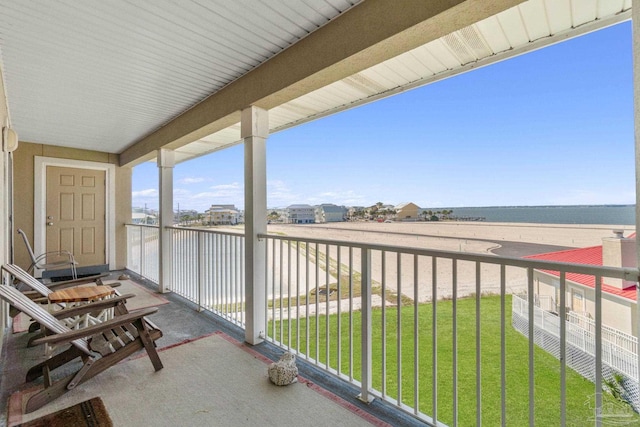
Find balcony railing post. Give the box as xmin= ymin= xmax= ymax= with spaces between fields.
xmin=358 ymin=247 xmax=374 ymax=403
xmin=198 ymin=232 xmax=205 ymax=312
xmin=140 ymin=227 xmax=145 ymax=278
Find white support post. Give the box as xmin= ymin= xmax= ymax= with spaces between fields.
xmin=243 ymin=106 xmax=268 ymax=345
xmin=158 ymin=149 xmax=174 ymax=294
xmin=634 ymin=0 xmax=640 ymax=390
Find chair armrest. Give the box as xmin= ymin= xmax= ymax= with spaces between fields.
xmin=31 ymin=307 xmax=159 ymax=346
xmin=33 ymin=251 xmax=76 ymax=266
xmin=49 ymin=293 xmax=135 ymax=320
xmin=21 ymin=290 xmax=41 ymax=300
xmin=34 ymin=250 xmax=75 ymax=263
xmin=46 ymin=273 xmax=111 ymax=290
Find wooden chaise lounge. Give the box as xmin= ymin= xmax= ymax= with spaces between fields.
xmin=0 ymin=285 xmax=163 ymax=413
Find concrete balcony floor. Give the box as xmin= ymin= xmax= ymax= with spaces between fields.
xmin=0 ymin=272 xmax=422 ymax=427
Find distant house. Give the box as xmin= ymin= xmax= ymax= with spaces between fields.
xmin=347 ymin=206 xmax=365 ymax=220
xmin=285 ymin=204 xmax=315 ymax=224
xmin=395 ymin=202 xmax=421 ymax=221
xmin=175 ymin=209 xmax=199 ymax=224
xmin=525 ymin=232 xmax=637 ymax=335
xmin=206 ymin=204 xmax=240 ymax=225
xmin=131 ymin=212 xmax=157 ymax=225
xmin=315 ymin=204 xmax=347 ymax=223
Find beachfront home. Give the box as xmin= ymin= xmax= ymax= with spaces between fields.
xmin=131 ymin=212 xmax=157 ymax=225
xmin=315 ymin=204 xmax=348 ymax=223
xmin=1 ymin=1 xmax=639 ymax=424
xmin=347 ymin=206 xmax=366 ymax=220
xmin=205 ymin=205 xmax=240 ymax=225
xmin=395 ymin=202 xmax=421 ymax=221
xmin=525 ymin=232 xmax=638 ymax=336
xmin=285 ymin=204 xmax=315 ymax=224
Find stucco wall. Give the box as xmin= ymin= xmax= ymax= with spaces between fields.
xmin=583 ymin=288 xmax=636 ymax=336
xmin=397 ymin=204 xmax=419 ymax=220
xmin=534 ymin=271 xmax=637 ymax=336
xmin=13 ymin=142 xmax=131 ymax=271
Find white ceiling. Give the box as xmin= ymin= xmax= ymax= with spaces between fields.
xmin=0 ymin=0 xmax=633 ymax=164
xmin=0 ymin=0 xmax=361 ymax=152
xmin=174 ymin=0 xmax=632 ymax=163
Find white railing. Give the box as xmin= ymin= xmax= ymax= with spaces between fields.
xmin=169 ymin=226 xmax=245 ymax=327
xmin=125 ymin=223 xmax=640 ymax=426
xmin=513 ymin=294 xmax=638 ymax=379
xmin=127 ymin=224 xmax=246 ymax=326
xmin=567 ymin=311 xmax=638 ymax=355
xmin=126 ymin=224 xmax=160 ymax=283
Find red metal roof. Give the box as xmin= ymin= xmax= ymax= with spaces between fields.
xmin=525 ymin=246 xmax=637 ymax=301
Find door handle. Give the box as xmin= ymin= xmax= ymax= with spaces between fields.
xmin=47 ymin=222 xmax=54 ymax=226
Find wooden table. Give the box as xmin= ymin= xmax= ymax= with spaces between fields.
xmin=48 ymin=285 xmax=115 ymax=304
xmin=48 ymin=285 xmax=116 ymax=329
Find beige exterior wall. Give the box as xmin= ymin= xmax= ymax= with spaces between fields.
xmin=397 ymin=203 xmax=420 ymax=220
xmin=534 ymin=278 xmax=558 ymax=311
xmin=534 ymin=271 xmax=637 ymax=336
xmin=581 ymin=287 xmax=636 ymax=336
xmin=13 ymin=142 xmax=131 ymax=272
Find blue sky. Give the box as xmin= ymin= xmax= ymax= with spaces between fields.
xmin=133 ymin=21 xmax=634 ymax=212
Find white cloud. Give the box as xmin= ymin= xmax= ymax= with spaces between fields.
xmin=179 ymin=177 xmax=206 ymax=184
xmin=132 ymin=189 xmax=157 ymax=197
xmin=132 ymin=188 xmax=159 ymax=210
xmin=266 ymin=181 xmax=370 ymax=207
xmin=310 ymin=190 xmax=367 ymax=206
xmin=134 ymin=180 xmax=375 ymax=213
xmin=171 ymin=182 xmax=245 ymax=210
xmin=267 ymin=180 xmax=299 ymax=207
xmin=173 ymin=188 xmax=191 ymax=195
xmin=210 ymin=182 xmax=242 ymax=191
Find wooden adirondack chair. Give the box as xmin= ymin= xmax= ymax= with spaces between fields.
xmin=2 ymin=264 xmax=125 ymax=335
xmin=0 ymin=285 xmax=163 ymax=413
xmin=3 ymin=263 xmax=110 ymax=297
xmin=3 ymin=263 xmax=115 ymax=300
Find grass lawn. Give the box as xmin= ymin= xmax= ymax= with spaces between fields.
xmin=270 ymin=295 xmax=639 ymax=426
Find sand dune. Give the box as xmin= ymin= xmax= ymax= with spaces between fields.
xmin=264 ymin=222 xmax=635 ymax=302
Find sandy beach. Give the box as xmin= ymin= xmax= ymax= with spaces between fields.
xmin=263 ymin=221 xmax=635 ymax=304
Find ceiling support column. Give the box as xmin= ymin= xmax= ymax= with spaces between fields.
xmin=158 ymin=148 xmax=174 ymax=294
xmin=243 ymin=106 xmax=268 ymax=345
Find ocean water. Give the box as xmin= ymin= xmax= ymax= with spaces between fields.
xmin=444 ymin=205 xmax=635 ymax=225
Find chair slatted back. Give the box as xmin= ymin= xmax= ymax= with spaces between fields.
xmin=2 ymin=264 xmax=52 ymax=296
xmin=0 ymin=285 xmax=92 ymax=355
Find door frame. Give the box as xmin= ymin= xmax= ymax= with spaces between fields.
xmin=34 ymin=156 xmax=116 ymax=274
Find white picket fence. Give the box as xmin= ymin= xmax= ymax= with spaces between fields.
xmin=512 ymin=294 xmax=638 ymax=380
